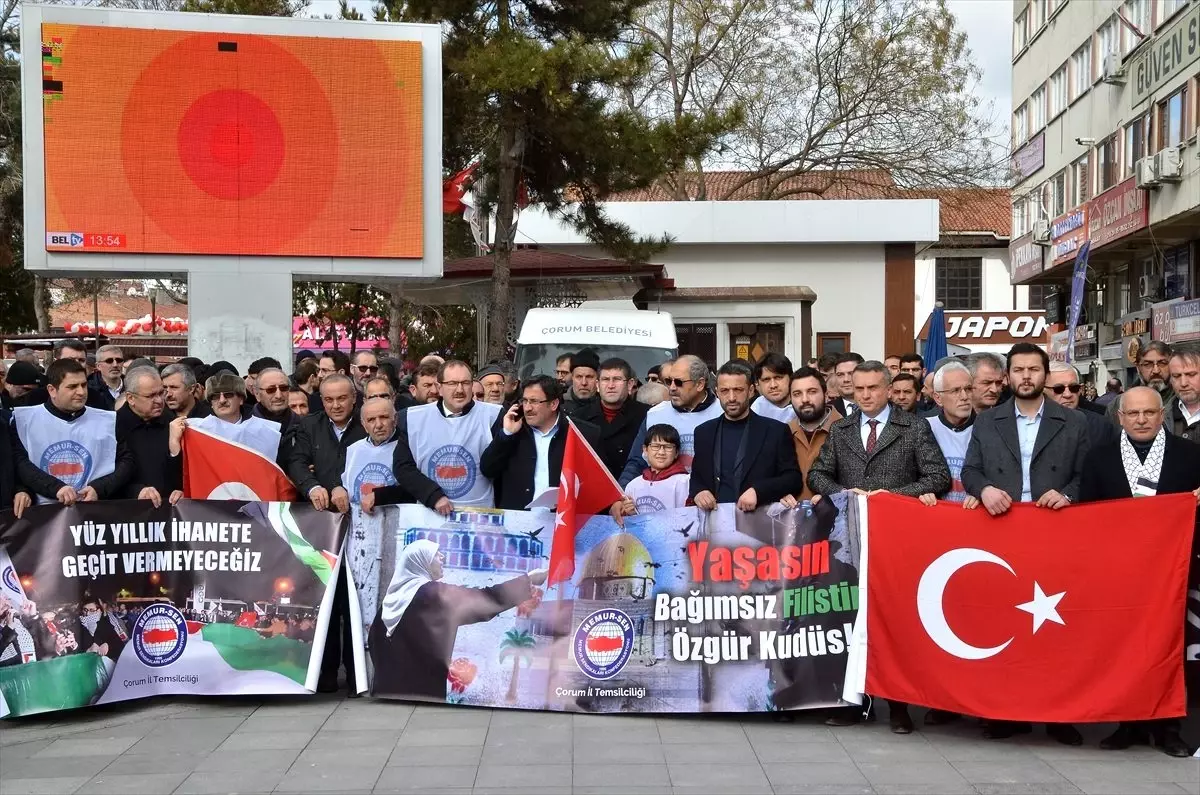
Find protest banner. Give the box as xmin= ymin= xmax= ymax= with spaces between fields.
xmin=364 ymin=493 xmax=861 ymax=712
xmin=0 ymin=500 xmax=349 ymax=718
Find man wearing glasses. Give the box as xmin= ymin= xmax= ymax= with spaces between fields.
xmin=925 ymin=361 xmax=976 ymax=504
xmin=118 ymin=365 xmax=183 ymax=508
xmin=568 ymin=357 xmax=650 ymax=480
xmin=251 ymin=367 xmax=298 ymax=437
xmin=481 ymin=374 xmax=602 ymax=510
xmin=618 ymin=355 xmax=723 ymax=486
xmin=179 ymin=371 xmax=283 ymax=465
xmin=93 ymin=345 xmax=126 ymax=403
xmin=1046 ymin=362 xmax=1116 ymax=451
xmin=373 ymin=360 xmax=503 ymax=514
xmin=1106 ymin=341 xmax=1174 ymax=424
xmin=352 ymin=351 xmax=380 ymax=393
xmin=1078 ymin=385 xmax=1200 ymax=758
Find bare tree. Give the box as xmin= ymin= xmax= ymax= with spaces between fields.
xmin=624 ymin=0 xmax=1006 ymax=199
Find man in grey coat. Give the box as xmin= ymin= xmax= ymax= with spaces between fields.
xmin=808 ymin=360 xmax=951 ymax=734
xmin=961 ymin=342 xmax=1090 ymax=747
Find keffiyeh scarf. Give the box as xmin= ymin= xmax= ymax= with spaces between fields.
xmin=1119 ymin=428 xmax=1166 ymax=496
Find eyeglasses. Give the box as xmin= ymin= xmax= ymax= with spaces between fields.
xmin=355 ymin=365 xmax=379 ymax=373
xmin=440 ymin=380 xmax=471 ymax=389
xmin=259 ymin=385 xmax=287 ymax=395
xmin=666 ymin=378 xmax=696 ymax=388
xmin=937 ymin=386 xmax=974 ymax=397
xmin=646 ymin=443 xmax=677 ymax=452
xmin=1119 ymin=409 xmax=1162 ymax=420
xmin=131 ymin=390 xmax=165 ymax=400
xmin=210 ymin=391 xmax=240 ymax=402
xmin=1049 ymin=384 xmax=1082 ymax=395
xmin=101 ymin=357 xmax=123 ymax=364
xmin=520 ymin=397 xmax=551 ymax=406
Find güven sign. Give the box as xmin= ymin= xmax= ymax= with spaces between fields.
xmin=1131 ymin=3 xmax=1200 ymax=105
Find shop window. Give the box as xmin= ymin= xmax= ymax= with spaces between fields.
xmin=1124 ymin=115 xmax=1149 ymax=177
xmin=935 ymin=258 xmax=983 ymax=311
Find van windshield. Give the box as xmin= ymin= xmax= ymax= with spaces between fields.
xmin=514 ymin=344 xmax=677 ymax=382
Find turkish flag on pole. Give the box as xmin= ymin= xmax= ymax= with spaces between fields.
xmin=865 ymin=492 xmax=1195 ymax=723
xmin=182 ymin=426 xmax=297 ymax=501
xmin=547 ymin=419 xmax=624 ymax=585
xmin=442 ymin=163 xmax=478 ymax=214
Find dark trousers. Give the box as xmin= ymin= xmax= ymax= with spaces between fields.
xmin=319 ymin=566 xmax=357 ymax=691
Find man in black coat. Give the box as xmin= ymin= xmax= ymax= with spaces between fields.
xmin=0 ymin=419 xmax=31 ymax=517
xmin=569 ymin=357 xmax=650 ymax=480
xmin=118 ymin=365 xmax=183 ymax=507
xmin=480 ymin=375 xmax=602 ymax=511
xmin=690 ymin=360 xmax=802 ymax=511
xmin=1078 ymin=386 xmax=1200 ymax=758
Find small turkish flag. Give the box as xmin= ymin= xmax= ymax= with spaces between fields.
xmin=182 ymin=425 xmax=297 ymax=502
xmin=547 ymin=419 xmax=623 ymax=585
xmin=442 ymin=163 xmax=478 ymax=214
xmin=865 ymin=492 xmax=1195 ymax=723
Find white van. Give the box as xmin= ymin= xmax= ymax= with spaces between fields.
xmin=514 ymin=308 xmax=678 ymax=381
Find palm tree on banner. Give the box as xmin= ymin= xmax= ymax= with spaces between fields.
xmin=498 ymin=629 xmax=536 ymax=704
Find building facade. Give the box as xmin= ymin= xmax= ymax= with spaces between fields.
xmin=1010 ymin=0 xmax=1200 ymax=387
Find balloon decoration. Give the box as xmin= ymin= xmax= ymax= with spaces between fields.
xmin=65 ymin=315 xmax=188 ymax=336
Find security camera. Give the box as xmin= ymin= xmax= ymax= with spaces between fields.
xmin=1075 ymin=137 xmax=1095 ymax=147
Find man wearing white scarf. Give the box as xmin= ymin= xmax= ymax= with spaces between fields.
xmin=367 ymin=539 xmax=547 ymax=700
xmin=1079 ymin=386 xmax=1200 ymax=758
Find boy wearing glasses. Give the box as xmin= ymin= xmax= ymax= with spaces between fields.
xmin=610 ymin=424 xmax=690 ymax=524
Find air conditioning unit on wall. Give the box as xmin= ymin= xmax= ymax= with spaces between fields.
xmin=1136 ymin=156 xmax=1160 ymax=189
xmin=1032 ymin=219 xmax=1051 ymax=245
xmin=1101 ymin=53 xmax=1126 ymax=84
xmin=1139 ymin=274 xmax=1163 ymax=300
xmin=1156 ymin=147 xmax=1183 ymax=182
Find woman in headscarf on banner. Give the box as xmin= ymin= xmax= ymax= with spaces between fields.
xmin=369 ymin=539 xmax=546 ymax=700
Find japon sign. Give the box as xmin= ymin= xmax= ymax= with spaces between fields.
xmin=920 ymin=312 xmax=1050 ymax=345
xmin=1088 ymin=178 xmax=1148 ymax=250
xmin=1050 ymin=206 xmax=1088 ymax=267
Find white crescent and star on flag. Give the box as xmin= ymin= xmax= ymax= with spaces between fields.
xmin=917 ymin=547 xmax=1066 ymax=660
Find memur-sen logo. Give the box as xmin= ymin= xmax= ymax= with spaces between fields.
xmin=46 ymin=232 xmax=84 ymax=247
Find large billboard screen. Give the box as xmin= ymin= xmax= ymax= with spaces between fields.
xmin=41 ymin=23 xmax=423 ymax=258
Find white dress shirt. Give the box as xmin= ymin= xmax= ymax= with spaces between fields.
xmin=859 ymin=404 xmax=891 ymax=451
xmin=1015 ymin=399 xmax=1045 ymax=503
xmin=502 ymin=416 xmax=561 ymax=496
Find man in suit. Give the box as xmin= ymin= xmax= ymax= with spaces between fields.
xmin=961 ymin=342 xmax=1090 ymax=746
xmin=1046 ymin=362 xmax=1117 ymax=451
xmin=1078 ymin=386 xmax=1200 ymax=757
xmin=830 ymin=352 xmax=864 ymax=417
xmin=689 ymin=360 xmax=802 ymax=511
xmin=480 ymin=375 xmax=602 ymax=510
xmin=286 ymin=373 xmax=367 ymax=694
xmin=570 ymin=358 xmax=650 ymax=480
xmin=808 ymin=359 xmax=951 ymax=733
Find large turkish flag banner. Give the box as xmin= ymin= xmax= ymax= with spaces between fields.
xmin=182 ymin=426 xmax=297 ymax=502
xmin=865 ymin=492 xmax=1195 ymax=722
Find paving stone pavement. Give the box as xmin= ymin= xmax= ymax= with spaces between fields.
xmin=0 ymin=696 xmax=1197 ymax=795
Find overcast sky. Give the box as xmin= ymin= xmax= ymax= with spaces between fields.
xmin=306 ymin=0 xmax=1014 ymax=134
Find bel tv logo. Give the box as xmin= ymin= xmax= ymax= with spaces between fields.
xmin=46 ymin=232 xmax=84 ymax=247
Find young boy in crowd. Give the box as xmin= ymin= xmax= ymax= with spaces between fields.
xmin=610 ymin=424 xmax=691 ymax=524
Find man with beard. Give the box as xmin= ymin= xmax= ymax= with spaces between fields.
xmin=563 ymin=349 xmax=601 ymax=415
xmin=966 ymin=352 xmax=1007 ymax=414
xmin=1107 ymin=341 xmax=1173 ymax=424
xmin=750 ymin=352 xmax=794 ymax=423
xmin=779 ymin=367 xmax=841 ymax=504
xmin=570 ymin=358 xmax=650 ymax=479
xmin=690 ymin=361 xmax=802 ymax=512
xmin=618 ymin=355 xmax=724 ymax=484
xmin=1078 ymin=386 xmax=1200 ymax=757
xmin=961 ymin=342 xmax=1089 ymax=746
xmin=1046 ymin=362 xmax=1117 ymax=451
xmin=161 ymin=363 xmax=211 ymax=419
xmin=1166 ymin=347 xmax=1200 ymax=443
xmin=375 ymin=360 xmax=502 ymax=513
xmin=407 ymin=361 xmax=441 ymax=406
xmin=477 ymin=364 xmax=508 ymax=406
xmin=888 ymin=373 xmax=921 ymax=414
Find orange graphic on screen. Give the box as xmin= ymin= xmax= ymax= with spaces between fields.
xmin=42 ymin=24 xmax=423 ymax=257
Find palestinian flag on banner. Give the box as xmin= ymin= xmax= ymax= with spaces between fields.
xmin=240 ymin=502 xmax=338 ymax=586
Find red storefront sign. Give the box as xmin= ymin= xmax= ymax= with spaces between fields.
xmin=1050 ymin=205 xmax=1088 ymax=267
xmin=1087 ymin=178 xmax=1148 ymax=250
